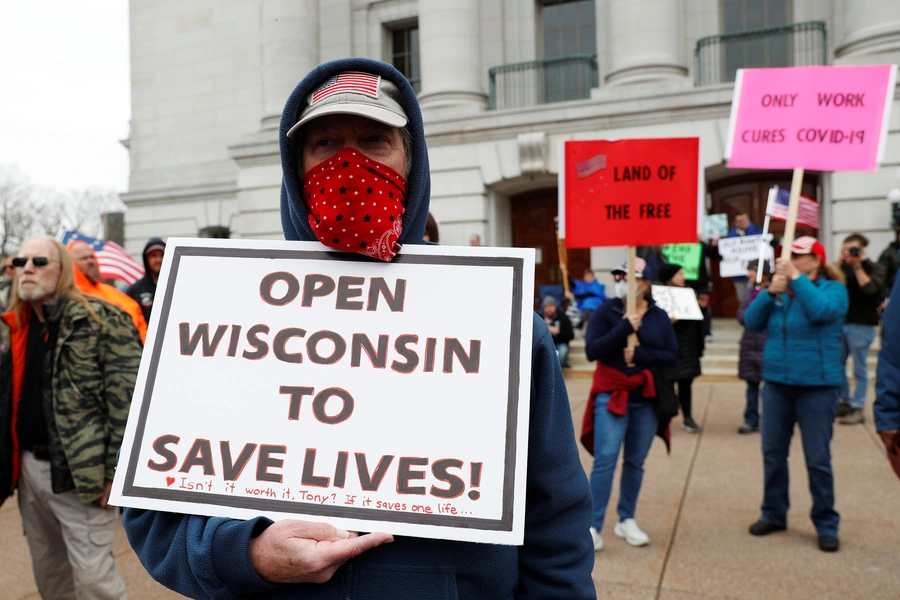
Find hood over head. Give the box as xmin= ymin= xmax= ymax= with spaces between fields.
xmin=279 ymin=58 xmax=430 ymax=246
xmin=141 ymin=237 xmax=166 ymax=274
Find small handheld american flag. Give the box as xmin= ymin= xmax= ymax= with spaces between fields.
xmin=770 ymin=187 xmax=820 ymax=230
xmin=58 ymin=231 xmax=145 ymax=286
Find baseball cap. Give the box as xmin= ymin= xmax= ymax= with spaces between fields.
xmin=286 ymin=72 xmax=408 ymax=138
xmin=611 ymin=258 xmax=647 ymax=278
xmin=790 ymin=236 xmax=827 ymax=262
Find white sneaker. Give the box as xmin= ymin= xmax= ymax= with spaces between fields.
xmin=614 ymin=519 xmax=650 ymax=546
xmin=590 ymin=527 xmax=604 ymax=551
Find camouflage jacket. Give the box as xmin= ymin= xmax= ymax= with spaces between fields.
xmin=0 ymin=296 xmax=141 ymax=505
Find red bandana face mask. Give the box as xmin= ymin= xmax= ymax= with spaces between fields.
xmin=302 ymin=147 xmax=408 ymax=262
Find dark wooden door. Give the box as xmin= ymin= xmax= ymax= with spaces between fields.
xmin=709 ymin=174 xmax=819 ymax=317
xmin=511 ymin=189 xmax=590 ymax=306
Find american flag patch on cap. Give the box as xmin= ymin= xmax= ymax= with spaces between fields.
xmin=311 ymin=72 xmax=380 ymax=104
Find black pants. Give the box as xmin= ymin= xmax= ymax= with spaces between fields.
xmin=676 ymin=378 xmax=694 ymax=419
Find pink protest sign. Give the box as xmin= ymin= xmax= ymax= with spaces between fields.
xmin=726 ymin=65 xmax=897 ymax=172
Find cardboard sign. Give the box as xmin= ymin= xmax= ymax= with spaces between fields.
xmin=651 ymin=286 xmax=704 ymax=321
xmin=662 ymin=243 xmax=702 ymax=281
xmin=718 ymin=235 xmax=774 ymax=278
xmin=560 ymin=138 xmax=701 ymax=247
xmin=726 ymin=65 xmax=898 ymax=172
xmin=704 ymin=214 xmax=729 ymax=239
xmin=110 ymin=239 xmax=535 ymax=545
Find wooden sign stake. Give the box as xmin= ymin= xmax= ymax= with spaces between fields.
xmin=556 ymin=233 xmax=570 ymax=298
xmin=779 ymin=167 xmax=805 ymax=260
xmin=626 ymin=246 xmax=636 ymax=366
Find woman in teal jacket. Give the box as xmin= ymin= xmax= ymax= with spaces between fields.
xmin=743 ymin=237 xmax=848 ymax=553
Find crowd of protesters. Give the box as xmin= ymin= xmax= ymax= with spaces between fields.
xmin=0 ymin=57 xmax=898 ymax=597
xmin=570 ymin=209 xmax=900 ymax=557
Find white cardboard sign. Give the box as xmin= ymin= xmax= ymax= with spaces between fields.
xmin=110 ymin=238 xmax=535 ymax=545
xmin=718 ymin=235 xmax=774 ymax=278
xmin=651 ymin=286 xmax=704 ymax=321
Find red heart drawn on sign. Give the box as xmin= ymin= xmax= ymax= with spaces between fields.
xmin=166 ymin=476 xmax=175 ymax=486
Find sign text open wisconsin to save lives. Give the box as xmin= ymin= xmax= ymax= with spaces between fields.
xmin=111 ymin=239 xmax=535 ymax=545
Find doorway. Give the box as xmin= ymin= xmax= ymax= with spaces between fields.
xmin=708 ymin=173 xmax=819 ymax=317
xmin=511 ymin=188 xmax=591 ymax=306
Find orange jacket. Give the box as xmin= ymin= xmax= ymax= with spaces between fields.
xmin=67 ymin=242 xmax=147 ymax=342
xmin=1 ymin=308 xmax=30 ymax=488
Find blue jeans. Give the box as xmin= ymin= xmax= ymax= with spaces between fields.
xmin=840 ymin=324 xmax=876 ymax=409
xmin=744 ymin=380 xmax=761 ymax=428
xmin=590 ymin=393 xmax=659 ymax=530
xmin=555 ymin=343 xmax=570 ymax=368
xmin=760 ymin=382 xmax=840 ymax=536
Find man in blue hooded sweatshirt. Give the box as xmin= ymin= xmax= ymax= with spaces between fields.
xmin=122 ymin=58 xmax=596 ymax=599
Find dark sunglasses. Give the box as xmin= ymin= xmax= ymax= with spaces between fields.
xmin=12 ymin=256 xmax=55 ymax=268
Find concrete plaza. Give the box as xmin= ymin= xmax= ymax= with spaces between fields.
xmin=1 ymin=379 xmax=897 ymax=599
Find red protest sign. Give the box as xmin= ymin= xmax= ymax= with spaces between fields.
xmin=561 ymin=138 xmax=700 ymax=248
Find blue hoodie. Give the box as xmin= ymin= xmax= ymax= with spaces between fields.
xmin=123 ymin=58 xmax=596 ymax=600
xmin=743 ymin=273 xmax=848 ymax=387
xmin=875 ymin=276 xmax=900 ymax=432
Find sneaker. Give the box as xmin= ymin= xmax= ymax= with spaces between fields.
xmin=738 ymin=423 xmax=759 ymax=434
xmin=839 ymin=409 xmax=864 ymax=425
xmin=748 ymin=519 xmax=786 ymax=536
xmin=818 ymin=535 xmax=840 ymax=552
xmin=836 ymin=403 xmax=852 ymax=418
xmin=590 ymin=527 xmax=604 ymax=551
xmin=681 ymin=416 xmax=700 ymax=433
xmin=614 ymin=519 xmax=650 ymax=546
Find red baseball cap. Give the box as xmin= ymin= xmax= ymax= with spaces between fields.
xmin=790 ymin=236 xmax=827 ymax=262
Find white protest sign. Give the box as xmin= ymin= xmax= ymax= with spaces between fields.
xmin=718 ymin=235 xmax=774 ymax=278
xmin=651 ymin=286 xmax=704 ymax=321
xmin=704 ymin=213 xmax=729 ymax=239
xmin=111 ymin=238 xmax=535 ymax=545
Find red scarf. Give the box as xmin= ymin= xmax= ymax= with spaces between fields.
xmin=580 ymin=363 xmax=656 ymax=455
xmin=302 ymin=147 xmax=408 ymax=262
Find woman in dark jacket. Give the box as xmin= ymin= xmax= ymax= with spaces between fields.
xmin=583 ymin=259 xmax=677 ymax=552
xmin=736 ymin=260 xmax=770 ymax=434
xmin=658 ymin=263 xmax=705 ymax=433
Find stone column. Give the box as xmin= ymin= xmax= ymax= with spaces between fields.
xmin=604 ymin=0 xmax=688 ymax=85
xmin=418 ymin=0 xmax=487 ymax=109
xmin=834 ymin=0 xmax=900 ymax=59
xmin=260 ymin=0 xmax=319 ymax=129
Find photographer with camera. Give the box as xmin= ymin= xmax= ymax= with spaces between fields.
xmin=837 ymin=233 xmax=886 ymax=424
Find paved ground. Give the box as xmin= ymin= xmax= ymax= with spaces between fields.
xmin=1 ymin=379 xmax=898 ymax=599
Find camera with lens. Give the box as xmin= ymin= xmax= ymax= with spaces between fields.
xmin=849 ymin=247 xmax=861 ymax=257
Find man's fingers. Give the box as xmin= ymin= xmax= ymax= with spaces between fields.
xmin=324 ymin=532 xmax=394 ymax=564
xmin=290 ymin=520 xmax=351 ymax=541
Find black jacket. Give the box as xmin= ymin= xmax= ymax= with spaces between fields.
xmin=665 ymin=317 xmax=704 ymax=381
xmin=842 ymin=259 xmax=885 ymax=326
xmin=544 ymin=310 xmax=574 ymax=345
xmin=126 ymin=237 xmax=165 ymax=322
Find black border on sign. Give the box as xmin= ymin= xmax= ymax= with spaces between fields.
xmin=121 ymin=245 xmax=526 ymax=532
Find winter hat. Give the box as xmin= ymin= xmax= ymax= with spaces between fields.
xmin=542 ymin=295 xmax=557 ymax=308
xmin=657 ymin=262 xmax=683 ymax=284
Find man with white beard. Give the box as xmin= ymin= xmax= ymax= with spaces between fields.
xmin=0 ymin=235 xmax=142 ymax=599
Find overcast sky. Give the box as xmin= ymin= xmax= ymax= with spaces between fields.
xmin=0 ymin=1 xmax=130 ymax=193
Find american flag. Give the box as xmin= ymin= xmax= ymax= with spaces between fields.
xmin=575 ymin=154 xmax=607 ymax=178
xmin=771 ymin=187 xmax=820 ymax=230
xmin=311 ymin=72 xmax=380 ymax=104
xmin=58 ymin=231 xmax=145 ymax=286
